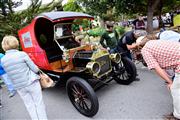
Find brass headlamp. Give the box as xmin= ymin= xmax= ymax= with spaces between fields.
xmin=86 ymin=62 xmax=100 ymax=75
xmin=110 ymin=53 xmax=121 ymax=63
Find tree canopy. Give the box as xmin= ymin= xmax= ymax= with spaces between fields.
xmin=0 ymin=0 xmax=22 ymax=16
xmin=76 ymin=0 xmax=116 ymax=20
xmin=76 ymin=0 xmax=180 ymax=33
xmin=63 ymin=0 xmax=83 ymax=12
xmin=0 ymin=0 xmax=63 ymax=52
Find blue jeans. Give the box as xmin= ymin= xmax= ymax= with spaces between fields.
xmin=0 ymin=73 xmax=15 ymax=92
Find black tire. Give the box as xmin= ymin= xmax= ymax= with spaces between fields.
xmin=66 ymin=77 xmax=99 ymax=117
xmin=114 ymin=57 xmax=137 ymax=85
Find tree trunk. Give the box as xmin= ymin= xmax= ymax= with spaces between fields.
xmin=147 ymin=1 xmax=154 ymax=33
xmin=146 ymin=0 xmax=161 ymax=33
xmin=158 ymin=0 xmax=163 ymax=28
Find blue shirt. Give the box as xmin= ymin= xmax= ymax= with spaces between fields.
xmin=1 ymin=50 xmax=40 ymax=89
xmin=0 ymin=53 xmax=6 ymax=75
xmin=156 ymin=30 xmax=180 ymax=42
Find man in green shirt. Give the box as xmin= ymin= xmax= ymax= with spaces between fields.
xmin=100 ymin=23 xmax=119 ymax=50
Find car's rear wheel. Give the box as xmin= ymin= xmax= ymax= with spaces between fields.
xmin=114 ymin=57 xmax=136 ymax=85
xmin=66 ymin=77 xmax=99 ymax=117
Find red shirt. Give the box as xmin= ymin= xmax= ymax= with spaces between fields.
xmin=141 ymin=40 xmax=180 ymax=73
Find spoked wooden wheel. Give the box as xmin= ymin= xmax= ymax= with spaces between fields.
xmin=114 ymin=57 xmax=137 ymax=85
xmin=66 ymin=77 xmax=99 ymax=117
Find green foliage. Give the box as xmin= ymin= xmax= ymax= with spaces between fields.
xmin=115 ymin=0 xmax=147 ymax=16
xmin=0 ymin=0 xmax=22 ymax=15
xmin=72 ymin=19 xmax=91 ymax=32
xmin=77 ymin=0 xmax=180 ymax=33
xmin=76 ymin=0 xmax=147 ymax=18
xmin=87 ymin=26 xmax=125 ymax=37
xmin=114 ymin=26 xmax=125 ymax=35
xmin=0 ymin=0 xmax=62 ymax=52
xmin=63 ymin=0 xmax=83 ymax=12
xmin=76 ymin=0 xmax=180 ymax=19
xmin=76 ymin=0 xmax=116 ymax=19
xmin=162 ymin=0 xmax=180 ymax=13
xmin=72 ymin=24 xmax=80 ymax=32
xmin=87 ymin=27 xmax=106 ymax=37
xmin=18 ymin=0 xmax=62 ymax=25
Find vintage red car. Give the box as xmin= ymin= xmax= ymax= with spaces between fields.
xmin=18 ymin=11 xmax=136 ymax=117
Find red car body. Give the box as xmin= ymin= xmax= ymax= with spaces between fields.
xmin=18 ymin=11 xmax=93 ymax=72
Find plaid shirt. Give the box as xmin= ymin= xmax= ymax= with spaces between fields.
xmin=141 ymin=40 xmax=180 ymax=73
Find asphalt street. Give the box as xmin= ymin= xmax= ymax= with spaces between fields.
xmin=0 ymin=64 xmax=173 ymax=120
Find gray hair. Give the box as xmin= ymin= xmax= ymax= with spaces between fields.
xmin=1 ymin=35 xmax=19 ymax=51
xmin=133 ymin=30 xmax=147 ymax=38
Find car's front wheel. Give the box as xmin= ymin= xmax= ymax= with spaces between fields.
xmin=113 ymin=57 xmax=137 ymax=85
xmin=66 ymin=77 xmax=99 ymax=117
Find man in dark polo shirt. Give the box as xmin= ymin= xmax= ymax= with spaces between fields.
xmin=116 ymin=30 xmax=147 ymax=59
xmin=115 ymin=30 xmax=147 ymax=81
